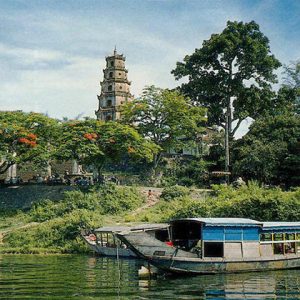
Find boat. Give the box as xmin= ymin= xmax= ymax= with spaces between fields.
xmin=116 ymin=218 xmax=300 ymax=274
xmin=81 ymin=223 xmax=170 ymax=258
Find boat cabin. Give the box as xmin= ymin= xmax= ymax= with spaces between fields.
xmin=170 ymin=218 xmax=300 ymax=259
xmin=93 ymin=223 xmax=170 ymax=248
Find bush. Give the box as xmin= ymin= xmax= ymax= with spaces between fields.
xmin=96 ymin=183 xmax=144 ymax=214
xmin=4 ymin=183 xmax=145 ymax=253
xmin=170 ymin=182 xmax=300 ymax=221
xmin=5 ymin=209 xmax=102 ymax=253
xmin=160 ymin=185 xmax=191 ymax=201
xmin=29 ymin=184 xmax=144 ymax=222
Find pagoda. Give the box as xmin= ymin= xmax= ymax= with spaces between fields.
xmin=95 ymin=48 xmax=133 ymax=121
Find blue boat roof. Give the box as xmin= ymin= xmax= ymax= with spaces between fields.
xmin=172 ymin=218 xmax=300 ymax=230
xmin=262 ymin=222 xmax=300 ymax=230
xmin=172 ymin=218 xmax=262 ymax=226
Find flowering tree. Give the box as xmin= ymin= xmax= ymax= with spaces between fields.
xmin=55 ymin=119 xmax=159 ymax=174
xmin=0 ymin=111 xmax=59 ymax=174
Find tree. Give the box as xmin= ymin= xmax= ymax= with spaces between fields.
xmin=282 ymin=60 xmax=300 ymax=114
xmin=232 ymin=112 xmax=300 ymax=187
xmin=55 ymin=119 xmax=159 ymax=174
xmin=121 ymin=86 xmax=207 ymax=174
xmin=172 ymin=21 xmax=281 ymax=174
xmin=0 ymin=111 xmax=59 ymax=175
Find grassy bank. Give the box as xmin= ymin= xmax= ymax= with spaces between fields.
xmin=0 ymin=184 xmax=145 ymax=254
xmin=1 ymin=182 xmax=299 ymax=254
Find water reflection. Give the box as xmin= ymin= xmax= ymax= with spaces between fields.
xmin=0 ymin=255 xmax=299 ymax=299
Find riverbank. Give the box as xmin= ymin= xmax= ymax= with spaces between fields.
xmin=0 ymin=182 xmax=299 ymax=254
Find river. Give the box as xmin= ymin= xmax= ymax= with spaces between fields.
xmin=0 ymin=255 xmax=299 ymax=299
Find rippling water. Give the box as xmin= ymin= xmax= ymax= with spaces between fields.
xmin=0 ymin=255 xmax=299 ymax=299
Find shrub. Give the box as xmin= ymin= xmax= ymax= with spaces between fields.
xmin=5 ymin=209 xmax=102 ymax=253
xmin=29 ymin=184 xmax=144 ymax=222
xmin=160 ymin=185 xmax=190 ymax=201
xmin=170 ymin=182 xmax=300 ymax=221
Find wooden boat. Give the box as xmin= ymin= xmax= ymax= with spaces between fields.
xmin=116 ymin=218 xmax=300 ymax=274
xmin=81 ymin=223 xmax=169 ymax=258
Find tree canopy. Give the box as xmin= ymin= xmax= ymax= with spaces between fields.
xmin=232 ymin=112 xmax=300 ymax=187
xmin=0 ymin=111 xmax=59 ymax=174
xmin=55 ymin=119 xmax=159 ymax=173
xmin=172 ymin=21 xmax=281 ymax=173
xmin=121 ymin=86 xmax=207 ymax=170
xmin=172 ymin=20 xmax=281 ymax=132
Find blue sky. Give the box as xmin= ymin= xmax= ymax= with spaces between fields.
xmin=0 ymin=0 xmax=299 ymax=133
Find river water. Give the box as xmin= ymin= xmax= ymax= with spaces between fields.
xmin=0 ymin=255 xmax=299 ymax=299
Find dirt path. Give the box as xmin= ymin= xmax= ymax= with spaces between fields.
xmin=131 ymin=187 xmax=162 ymax=215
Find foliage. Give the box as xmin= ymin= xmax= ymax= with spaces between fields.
xmin=170 ymin=182 xmax=300 ymax=221
xmin=4 ymin=184 xmax=144 ymax=253
xmin=283 ymin=60 xmax=300 ymax=89
xmin=4 ymin=209 xmax=101 ymax=253
xmin=161 ymin=157 xmax=210 ymax=187
xmin=30 ymin=184 xmax=144 ymax=222
xmin=282 ymin=60 xmax=300 ymax=114
xmin=121 ymin=86 xmax=206 ymax=172
xmin=0 ymin=111 xmax=59 ymax=174
xmin=172 ymin=21 xmax=281 ymax=134
xmin=160 ymin=185 xmax=191 ymax=201
xmin=232 ymin=112 xmax=300 ymax=187
xmin=96 ymin=183 xmax=144 ymax=214
xmin=55 ymin=119 xmax=159 ymax=173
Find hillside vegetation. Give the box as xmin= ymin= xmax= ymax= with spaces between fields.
xmin=1 ymin=182 xmax=299 ymax=254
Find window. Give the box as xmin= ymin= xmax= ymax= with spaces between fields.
xmin=107 ymin=100 xmax=112 ymax=107
xmin=204 ymin=242 xmax=223 ymax=257
xmin=108 ymin=85 xmax=112 ymax=92
xmin=274 ymin=233 xmax=284 ymax=241
xmin=260 ymin=233 xmax=272 ymax=242
xmin=285 ymin=242 xmax=296 ymax=254
xmin=274 ymin=243 xmax=284 ymax=254
xmin=110 ymin=61 xmax=114 ymax=67
xmin=109 ymin=72 xmax=113 ymax=78
xmin=105 ymin=115 xmax=112 ymax=121
xmin=296 ymin=233 xmax=300 ymax=240
xmin=285 ymin=233 xmax=295 ymax=241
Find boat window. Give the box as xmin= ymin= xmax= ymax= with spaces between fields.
xmin=296 ymin=233 xmax=300 ymax=241
xmin=171 ymin=221 xmax=202 ymax=251
xmin=297 ymin=242 xmax=300 ymax=253
xmin=172 ymin=222 xmax=202 ymax=240
xmin=260 ymin=233 xmax=272 ymax=242
xmin=274 ymin=243 xmax=284 ymax=255
xmin=204 ymin=242 xmax=223 ymax=257
xmin=284 ymin=242 xmax=296 ymax=254
xmin=285 ymin=233 xmax=295 ymax=241
xmin=274 ymin=233 xmax=284 ymax=241
xmin=155 ymin=229 xmax=169 ymax=242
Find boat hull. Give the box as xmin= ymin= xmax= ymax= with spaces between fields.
xmin=116 ymin=231 xmax=300 ymax=274
xmin=148 ymin=255 xmax=300 ymax=274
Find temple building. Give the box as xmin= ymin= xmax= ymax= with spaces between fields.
xmin=95 ymin=48 xmax=133 ymax=121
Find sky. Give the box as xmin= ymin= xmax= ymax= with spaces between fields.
xmin=0 ymin=0 xmax=299 ymax=136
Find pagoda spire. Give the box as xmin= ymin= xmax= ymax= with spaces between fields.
xmin=95 ymin=49 xmax=133 ymax=121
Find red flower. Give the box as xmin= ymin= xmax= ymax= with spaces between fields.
xmin=84 ymin=133 xmax=97 ymax=141
xmin=18 ymin=137 xmax=37 ymax=147
xmin=18 ymin=137 xmax=29 ymax=144
xmin=27 ymin=133 xmax=37 ymax=140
